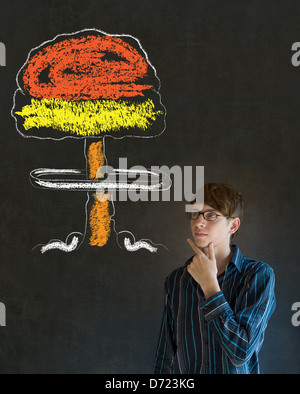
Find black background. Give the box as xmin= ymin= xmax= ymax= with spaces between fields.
xmin=0 ymin=0 xmax=299 ymax=374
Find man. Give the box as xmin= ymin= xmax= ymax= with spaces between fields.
xmin=153 ymin=183 xmax=275 ymax=374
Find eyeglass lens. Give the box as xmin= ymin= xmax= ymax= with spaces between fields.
xmin=188 ymin=211 xmax=218 ymax=221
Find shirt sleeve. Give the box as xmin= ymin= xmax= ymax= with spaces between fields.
xmin=199 ymin=264 xmax=276 ymax=367
xmin=153 ymin=280 xmax=177 ymax=374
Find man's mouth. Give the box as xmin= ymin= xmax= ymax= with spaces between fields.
xmin=194 ymin=232 xmax=208 ymax=237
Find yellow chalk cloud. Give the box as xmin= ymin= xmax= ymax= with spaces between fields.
xmin=16 ymin=98 xmax=164 ymax=136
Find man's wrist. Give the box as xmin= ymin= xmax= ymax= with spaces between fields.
xmin=200 ymin=291 xmax=233 ymax=323
xmin=202 ymin=279 xmax=221 ymax=299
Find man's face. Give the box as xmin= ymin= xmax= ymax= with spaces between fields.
xmin=190 ymin=203 xmax=240 ymax=252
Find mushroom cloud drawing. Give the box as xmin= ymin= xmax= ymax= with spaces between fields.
xmin=12 ymin=29 xmax=168 ymax=253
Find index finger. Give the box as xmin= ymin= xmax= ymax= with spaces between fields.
xmin=208 ymin=242 xmax=215 ymax=261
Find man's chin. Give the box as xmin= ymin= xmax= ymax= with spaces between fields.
xmin=193 ymin=238 xmax=210 ymax=250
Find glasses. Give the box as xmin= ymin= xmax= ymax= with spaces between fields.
xmin=186 ymin=210 xmax=232 ymax=221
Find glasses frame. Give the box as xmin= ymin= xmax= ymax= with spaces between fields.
xmin=186 ymin=210 xmax=233 ymax=221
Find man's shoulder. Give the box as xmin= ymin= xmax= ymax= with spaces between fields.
xmin=240 ymin=255 xmax=275 ymax=280
xmin=232 ymin=245 xmax=273 ymax=274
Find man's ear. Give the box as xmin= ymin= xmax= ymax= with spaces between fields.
xmin=229 ymin=217 xmax=241 ymax=235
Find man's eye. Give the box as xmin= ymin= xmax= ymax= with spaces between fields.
xmin=206 ymin=212 xmax=217 ymax=219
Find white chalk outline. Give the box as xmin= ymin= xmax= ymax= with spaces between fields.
xmin=29 ymin=167 xmax=171 ymax=192
xmin=124 ymin=238 xmax=157 ymax=253
xmin=32 ymin=231 xmax=83 ymax=253
xmin=40 ymin=235 xmax=80 ymax=254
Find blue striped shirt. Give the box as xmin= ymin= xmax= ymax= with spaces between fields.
xmin=153 ymin=245 xmax=276 ymax=374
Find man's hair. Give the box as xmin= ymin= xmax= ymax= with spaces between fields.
xmin=203 ymin=183 xmax=243 ymax=222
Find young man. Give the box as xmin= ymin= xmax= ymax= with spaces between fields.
xmin=153 ymin=183 xmax=275 ymax=374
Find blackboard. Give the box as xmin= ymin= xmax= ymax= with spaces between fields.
xmin=0 ymin=0 xmax=299 ymax=373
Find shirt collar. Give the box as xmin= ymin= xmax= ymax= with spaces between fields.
xmin=228 ymin=244 xmax=244 ymax=272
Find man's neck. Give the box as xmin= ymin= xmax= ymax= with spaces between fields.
xmin=216 ymin=246 xmax=233 ymax=275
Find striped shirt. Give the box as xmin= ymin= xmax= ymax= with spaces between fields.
xmin=153 ymin=245 xmax=276 ymax=374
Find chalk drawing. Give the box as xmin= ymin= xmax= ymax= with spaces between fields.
xmin=124 ymin=238 xmax=158 ymax=253
xmin=12 ymin=28 xmax=168 ymax=253
xmin=40 ymin=235 xmax=80 ymax=254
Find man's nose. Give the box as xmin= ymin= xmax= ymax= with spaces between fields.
xmin=195 ymin=214 xmax=206 ymax=227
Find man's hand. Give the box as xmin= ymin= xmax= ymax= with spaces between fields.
xmin=187 ymin=239 xmax=220 ymax=299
